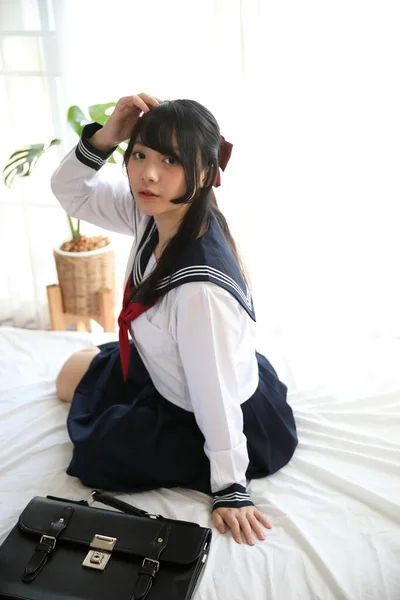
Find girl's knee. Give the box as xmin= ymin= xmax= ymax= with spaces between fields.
xmin=56 ymin=347 xmax=100 ymax=403
xmin=80 ymin=346 xmax=101 ymax=353
xmin=56 ymin=370 xmax=71 ymax=403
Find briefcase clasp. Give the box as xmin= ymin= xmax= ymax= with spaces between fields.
xmin=82 ymin=534 xmax=117 ymax=571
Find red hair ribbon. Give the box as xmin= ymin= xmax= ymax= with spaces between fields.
xmin=118 ymin=278 xmax=156 ymax=382
xmin=214 ymin=135 xmax=233 ymax=187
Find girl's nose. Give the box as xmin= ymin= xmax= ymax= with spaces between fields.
xmin=141 ymin=162 xmax=159 ymax=182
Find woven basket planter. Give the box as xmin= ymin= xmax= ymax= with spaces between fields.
xmin=53 ymin=242 xmax=115 ymax=317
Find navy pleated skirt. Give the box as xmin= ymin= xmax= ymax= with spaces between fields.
xmin=66 ymin=341 xmax=298 ymax=494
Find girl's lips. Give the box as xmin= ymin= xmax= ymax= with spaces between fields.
xmin=138 ymin=191 xmax=159 ymax=198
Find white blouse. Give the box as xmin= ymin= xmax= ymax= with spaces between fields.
xmin=51 ymin=139 xmax=260 ymax=497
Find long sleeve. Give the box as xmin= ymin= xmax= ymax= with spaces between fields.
xmin=175 ymin=283 xmax=256 ymax=510
xmin=50 ymin=122 xmax=141 ymax=236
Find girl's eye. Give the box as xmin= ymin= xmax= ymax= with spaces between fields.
xmin=131 ymin=151 xmax=179 ymax=165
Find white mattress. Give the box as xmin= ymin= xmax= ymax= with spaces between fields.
xmin=0 ymin=326 xmax=399 ymax=600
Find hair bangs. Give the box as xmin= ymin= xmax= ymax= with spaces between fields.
xmin=135 ymin=104 xmax=181 ymax=162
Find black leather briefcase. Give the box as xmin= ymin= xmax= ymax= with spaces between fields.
xmin=0 ymin=490 xmax=212 ymax=600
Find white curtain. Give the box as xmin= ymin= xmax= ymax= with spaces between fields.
xmin=1 ymin=0 xmax=399 ymax=344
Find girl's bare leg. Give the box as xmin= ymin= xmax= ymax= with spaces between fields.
xmin=56 ymin=347 xmax=101 ymax=403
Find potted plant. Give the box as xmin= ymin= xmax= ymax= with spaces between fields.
xmin=2 ymin=102 xmax=123 ymax=329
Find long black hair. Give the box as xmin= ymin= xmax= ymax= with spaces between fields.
xmin=123 ymin=99 xmax=250 ymax=306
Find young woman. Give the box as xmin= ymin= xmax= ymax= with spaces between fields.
xmin=52 ymin=93 xmax=298 ymax=546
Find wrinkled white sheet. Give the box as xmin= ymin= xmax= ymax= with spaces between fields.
xmin=0 ymin=326 xmax=399 ymax=600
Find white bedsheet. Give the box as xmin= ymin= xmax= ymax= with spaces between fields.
xmin=0 ymin=326 xmax=399 ymax=600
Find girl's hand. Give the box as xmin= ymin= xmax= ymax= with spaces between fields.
xmin=96 ymin=93 xmax=162 ymax=148
xmin=212 ymin=506 xmax=272 ymax=546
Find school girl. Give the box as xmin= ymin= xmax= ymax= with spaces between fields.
xmin=52 ymin=93 xmax=298 ymax=546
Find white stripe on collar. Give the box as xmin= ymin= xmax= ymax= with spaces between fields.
xmin=133 ymin=221 xmax=157 ymax=287
xmin=156 ymin=265 xmax=253 ymax=311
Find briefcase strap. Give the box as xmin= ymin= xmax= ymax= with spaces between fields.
xmin=131 ymin=522 xmax=171 ymax=600
xmin=21 ymin=505 xmax=74 ymax=583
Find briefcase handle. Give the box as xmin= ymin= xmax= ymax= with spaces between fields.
xmin=46 ymin=490 xmax=201 ymax=527
xmin=89 ymin=490 xmax=164 ymax=520
xmin=90 ymin=490 xmax=201 ymax=528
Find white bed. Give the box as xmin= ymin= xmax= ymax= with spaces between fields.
xmin=0 ymin=325 xmax=399 ymax=600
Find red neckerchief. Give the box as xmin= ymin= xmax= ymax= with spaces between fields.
xmin=117 ymin=277 xmax=156 ymax=382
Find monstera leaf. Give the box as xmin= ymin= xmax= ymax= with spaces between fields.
xmin=88 ymin=102 xmax=115 ymax=126
xmin=66 ymin=105 xmax=89 ymax=137
xmin=2 ymin=139 xmax=61 ymax=188
xmin=2 ymin=100 xmax=126 ymax=239
xmin=67 ymin=102 xmax=125 ymax=163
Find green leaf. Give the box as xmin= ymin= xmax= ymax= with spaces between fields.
xmin=3 ymin=154 xmax=30 ymax=173
xmin=115 ymin=145 xmax=125 ymax=156
xmin=4 ymin=169 xmax=17 ymax=187
xmin=67 ymin=105 xmax=89 ymax=137
xmin=4 ymin=161 xmax=32 ymax=187
xmin=88 ymin=102 xmax=116 ymax=125
xmin=7 ymin=148 xmax=36 ymax=160
xmin=2 ymin=141 xmax=59 ymax=188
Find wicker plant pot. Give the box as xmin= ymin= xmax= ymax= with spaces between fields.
xmin=53 ymin=242 xmax=115 ymax=317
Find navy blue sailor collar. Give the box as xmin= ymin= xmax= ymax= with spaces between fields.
xmin=132 ymin=213 xmax=256 ymax=322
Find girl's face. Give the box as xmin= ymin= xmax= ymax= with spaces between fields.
xmin=127 ymin=141 xmax=188 ymax=217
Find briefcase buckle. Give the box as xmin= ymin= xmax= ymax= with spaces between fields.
xmin=142 ymin=557 xmax=160 ymax=576
xmin=82 ymin=534 xmax=117 ymax=571
xmin=40 ymin=535 xmax=56 ymax=552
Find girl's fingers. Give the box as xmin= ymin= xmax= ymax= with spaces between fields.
xmin=117 ymin=94 xmax=160 ymax=117
xmin=132 ymin=94 xmax=151 ymax=113
xmin=212 ymin=512 xmax=226 ymax=534
xmin=254 ymin=509 xmax=272 ymax=529
xmin=214 ymin=508 xmax=272 ymax=545
xmin=237 ymin=515 xmax=255 ymax=546
xmin=148 ymin=95 xmax=162 ymax=106
xmin=137 ymin=92 xmax=161 ymax=109
xmin=248 ymin=515 xmax=266 ymax=541
xmin=118 ymin=95 xmax=141 ymax=109
xmin=224 ymin=514 xmax=242 ymax=544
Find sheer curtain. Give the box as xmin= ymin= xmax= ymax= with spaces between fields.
xmin=1 ymin=0 xmax=398 ymax=343
xmin=0 ymin=0 xmax=67 ymax=329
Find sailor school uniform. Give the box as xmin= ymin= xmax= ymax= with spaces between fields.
xmin=50 ymin=122 xmax=298 ymax=511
